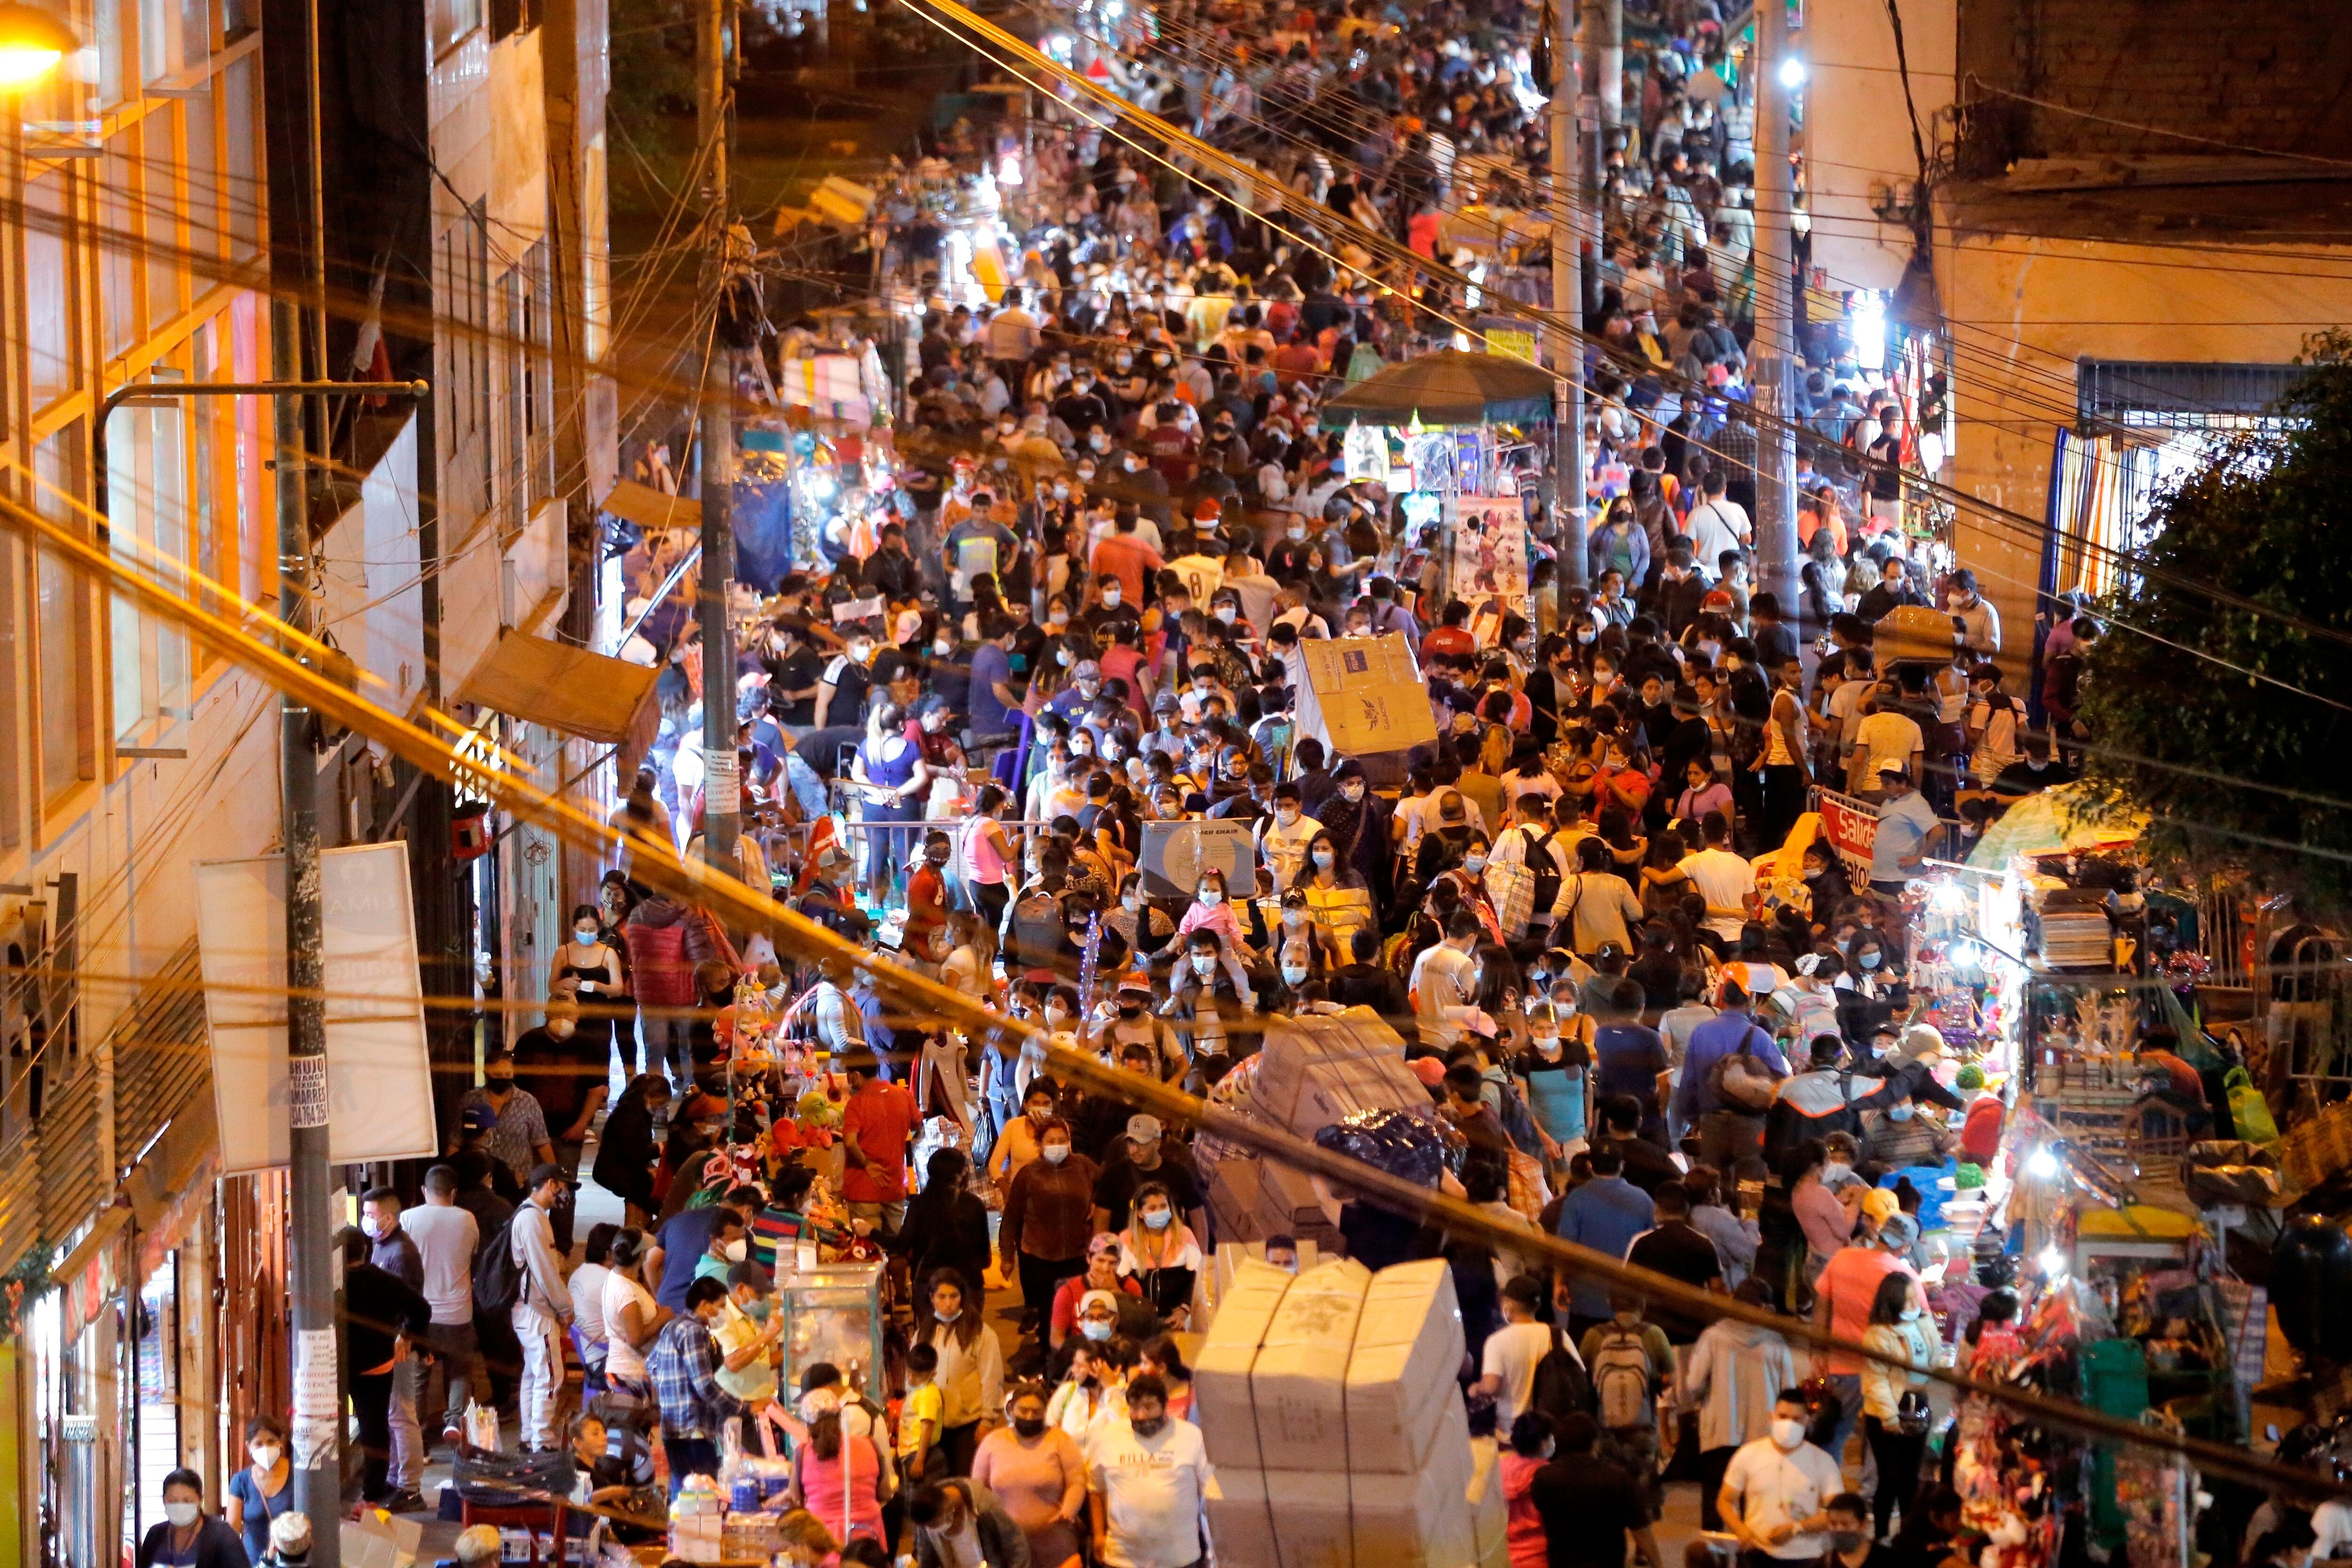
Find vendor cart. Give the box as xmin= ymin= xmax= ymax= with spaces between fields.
xmin=775 ymin=1259 xmax=889 ymax=1403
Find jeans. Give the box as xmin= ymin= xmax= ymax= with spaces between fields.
xmin=423 ymin=1319 xmax=484 ymax=1432
xmin=858 ymin=799 xmax=923 ymax=894
xmin=1864 ymin=1413 xmax=1926 ymax=1536
xmin=1698 ymin=1444 xmax=1734 ymax=1529
xmin=352 ymin=1369 xmax=395 ymax=1501
xmin=1821 ymin=1372 xmax=1863 ymax=1479
xmin=514 ymin=1300 xmax=566 ymax=1449
xmin=388 ymin=1356 xmax=424 ymax=1489
xmin=643 ymin=1011 xmax=696 ymax=1089
xmin=550 ymin=1140 xmax=585 ymax=1254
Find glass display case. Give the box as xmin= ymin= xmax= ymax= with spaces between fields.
xmin=776 ymin=1260 xmax=887 ymax=1400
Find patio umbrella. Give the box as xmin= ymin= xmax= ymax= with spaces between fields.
xmin=1318 ymin=349 xmax=1556 ymax=430
xmin=1965 ymin=781 xmax=2147 ymax=869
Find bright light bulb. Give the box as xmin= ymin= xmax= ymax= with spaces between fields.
xmin=1777 ymin=56 xmax=1805 ymax=89
xmin=0 ymin=41 xmax=61 ymax=83
xmin=2026 ymin=1148 xmax=2060 ymax=1180
xmin=2037 ymin=1245 xmax=2067 ymax=1278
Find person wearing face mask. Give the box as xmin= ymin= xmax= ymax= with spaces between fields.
xmin=644 ymin=1184 xmax=763 ymax=1311
xmin=507 ymin=998 xmax=607 ymax=1247
xmin=1254 ymin=780 xmax=1324 ymax=886
xmin=450 ymin=1051 xmax=556 ymax=1191
xmin=1858 ymin=1090 xmax=1952 ymax=1174
xmin=358 ymin=1186 xmax=428 ymax=1501
xmin=972 ymin=1380 xmax=1091 ymax=1567
xmin=1717 ymin=1390 xmax=1844 ymax=1567
xmin=1812 ymin=1212 xmax=1927 ymax=1470
xmin=140 ymin=1469 xmax=251 ymax=1568
xmin=1112 ymin=1182 xmax=1203 ymax=1327
xmin=1790 ymin=1138 xmax=1863 ymax=1278
xmin=915 ymin=1270 xmax=1007 ymax=1476
xmin=1049 ymin=1234 xmax=1148 ymax=1351
xmin=1527 ymin=1409 xmax=1668 ymax=1568
xmin=1513 ymin=998 xmax=1594 ymax=1170
xmin=1858 ymin=1270 xmax=1939 ymax=1540
xmin=224 ymin=1416 xmax=295 ymax=1562
xmin=338 ymin=1222 xmax=435 ymax=1503
xmin=1001 ymin=1118 xmax=1101 ymax=1337
xmin=1089 ymin=506 xmax=1166 ymax=613
xmin=1086 ymin=1373 xmax=1211 ymax=1568
xmin=709 ymin=1259 xmax=787 ymax=1409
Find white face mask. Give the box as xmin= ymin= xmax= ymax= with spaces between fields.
xmin=1464 ymin=854 xmax=1487 ymax=874
xmin=1215 ymin=605 xmax=1238 ymax=624
xmin=1821 ymin=1161 xmax=1852 ymax=1183
xmin=251 ymin=1444 xmax=282 ymax=1469
xmin=1313 ymin=849 xmax=1336 ymax=868
xmin=1142 ymin=1208 xmax=1172 ymax=1230
xmin=1534 ymin=1034 xmax=1561 ymax=1056
xmin=1288 ymin=525 xmax=1306 ymax=541
xmin=1276 ymin=807 xmax=1299 ymax=826
xmin=1042 ymin=1144 xmax=1071 ymax=1165
xmin=1081 ymin=1318 xmax=1114 ymax=1341
xmin=1103 ymin=588 xmax=1122 ymax=606
xmin=1900 ymin=1306 xmax=1922 ymax=1321
xmin=723 ymin=1238 xmax=748 ymax=1262
xmin=1196 ymin=887 xmax=1220 ymax=907
xmin=1192 ymin=955 xmax=1217 ymax=977
xmin=165 ymin=1504 xmax=201 ymax=1529
xmin=361 ymin=1216 xmax=384 ymax=1239
xmin=1282 ymin=964 xmax=1309 ymax=985
xmin=1122 ymin=894 xmax=1141 ymax=912
xmin=1771 ymin=1417 xmax=1809 ymax=1451
xmin=934 ymin=1305 xmax=961 ymax=1323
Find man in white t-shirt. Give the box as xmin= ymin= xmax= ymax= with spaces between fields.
xmin=1719 ymin=1391 xmax=1845 ymax=1561
xmin=1255 ymin=783 xmax=1325 ymax=885
xmin=1849 ymin=693 xmax=1924 ymax=798
xmin=1475 ymin=1276 xmax=1572 ymax=1430
xmin=1678 ymin=812 xmax=1756 ymax=942
xmin=405 ymin=1164 xmax=483 ymax=1446
xmin=1090 ymin=1376 xmax=1214 ymax=1568
xmin=1684 ymin=470 xmax=1751 ymax=566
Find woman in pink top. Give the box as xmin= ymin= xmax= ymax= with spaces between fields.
xmin=969 ymin=1382 xmax=1089 ymax=1568
xmin=957 ymin=786 xmax=1015 ymax=936
xmin=1499 ymin=1413 xmax=1554 ymax=1568
xmin=787 ymin=1410 xmax=888 ymax=1549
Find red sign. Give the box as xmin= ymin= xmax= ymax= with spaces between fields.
xmin=1816 ymin=788 xmax=1880 ymax=883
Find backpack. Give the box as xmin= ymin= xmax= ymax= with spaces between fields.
xmin=1707 ymin=1025 xmax=1783 ymax=1113
xmin=1520 ymin=827 xmax=1563 ymax=918
xmin=1590 ymin=1326 xmax=1655 ymax=1430
xmin=1529 ymin=1325 xmax=1594 ymax=1427
xmin=472 ymin=1213 xmax=524 ymax=1316
xmin=1009 ymin=887 xmax=1065 ymax=971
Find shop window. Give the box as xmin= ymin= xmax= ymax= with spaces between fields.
xmin=99 ymin=128 xmax=142 ymax=359
xmin=143 ymin=110 xmax=187 ymax=330
xmin=25 ymin=172 xmax=72 ymax=405
xmin=107 ymin=372 xmax=193 ymax=745
xmin=433 ymin=0 xmax=482 ymax=56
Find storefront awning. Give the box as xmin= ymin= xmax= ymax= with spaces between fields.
xmin=454 ymin=630 xmax=661 ymax=744
xmin=599 ymin=476 xmax=698 ymax=536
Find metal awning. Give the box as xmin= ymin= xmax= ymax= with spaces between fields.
xmin=453 ymin=630 xmax=661 ymax=744
xmin=599 ymin=477 xmax=698 ymax=535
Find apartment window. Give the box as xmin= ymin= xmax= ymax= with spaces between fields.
xmin=432 ymin=0 xmax=482 ymax=55
xmin=108 ymin=371 xmax=192 ymax=743
xmin=25 ymin=173 xmax=72 ymax=405
xmin=100 ymin=127 xmax=143 ymax=358
xmin=34 ymin=429 xmax=92 ymax=806
xmin=438 ymin=206 xmax=494 ymax=525
xmin=223 ymin=55 xmax=260 ymax=260
xmin=144 ymin=111 xmax=187 ymax=330
xmin=181 ymin=84 xmax=222 ymax=269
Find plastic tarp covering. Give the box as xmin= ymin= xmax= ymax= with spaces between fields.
xmin=454 ymin=629 xmax=661 ymax=745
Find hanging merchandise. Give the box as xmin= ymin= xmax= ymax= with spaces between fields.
xmin=1344 ymin=422 xmax=1391 ymax=481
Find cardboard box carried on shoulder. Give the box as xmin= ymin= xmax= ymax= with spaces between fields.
xmin=1345 ymin=1258 xmax=1468 ymax=1474
xmin=1194 ymin=1258 xmax=1295 ymax=1474
xmin=1252 ymin=1007 xmax=1428 ymax=1137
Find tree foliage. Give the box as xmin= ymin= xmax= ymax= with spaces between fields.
xmin=2079 ymin=331 xmax=2352 ymax=923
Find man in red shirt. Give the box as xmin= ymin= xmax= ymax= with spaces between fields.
xmin=838 ymin=1050 xmax=918 ymax=1233
xmin=903 ymin=833 xmax=953 ymax=957
xmin=1811 ymin=1212 xmax=1922 ymax=1467
xmin=1420 ymin=599 xmax=1479 ymax=664
xmin=1088 ymin=510 xmax=1165 ymax=606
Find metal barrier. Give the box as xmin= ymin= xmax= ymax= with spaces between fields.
xmin=2266 ymin=934 xmax=2352 ymax=1118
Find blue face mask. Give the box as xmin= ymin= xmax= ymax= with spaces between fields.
xmin=1859 ymin=951 xmax=1883 ymax=971
xmin=1888 ymin=1103 xmax=1915 ymax=1123
xmin=743 ymin=1297 xmax=774 ymax=1322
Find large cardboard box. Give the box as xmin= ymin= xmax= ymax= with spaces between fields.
xmin=1349 ymin=1452 xmax=1480 ymax=1568
xmin=1197 ymin=1260 xmax=1295 ymax=1473
xmin=1272 ymin=1469 xmax=1358 ymax=1568
xmin=1204 ymin=1467 xmax=1283 ymax=1568
xmin=1255 ymin=1009 xmax=1426 ymax=1136
xmin=1207 ymin=1153 xmax=1263 ymax=1241
xmin=1251 ymin=1258 xmax=1372 ymax=1471
xmin=1346 ymin=1258 xmax=1468 ymax=1474
xmin=1254 ymin=1156 xmax=1341 ymax=1251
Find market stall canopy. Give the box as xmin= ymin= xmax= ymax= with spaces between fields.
xmin=1966 ymin=781 xmax=2149 ymax=869
xmin=599 ymin=477 xmax=697 ymax=536
xmin=1318 ymin=350 xmax=1556 ymax=430
xmin=454 ymin=629 xmax=662 ymax=746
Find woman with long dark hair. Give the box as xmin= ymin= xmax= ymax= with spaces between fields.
xmin=897 ymin=1149 xmax=992 ymax=1303
xmin=589 ymin=1075 xmax=672 ymax=1225
xmin=912 ymin=1270 xmax=1006 ymax=1477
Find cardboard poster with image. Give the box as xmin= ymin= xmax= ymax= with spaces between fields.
xmin=1445 ymin=494 xmax=1530 ymax=634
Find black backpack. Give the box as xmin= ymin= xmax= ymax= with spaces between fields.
xmin=1529 ymin=1322 xmax=1594 ymax=1426
xmin=1520 ymin=827 xmax=1563 ymax=919
xmin=472 ymin=1214 xmax=524 ymax=1316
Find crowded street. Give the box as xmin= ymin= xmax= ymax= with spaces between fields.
xmin=1 ymin=0 xmax=2351 ymax=1561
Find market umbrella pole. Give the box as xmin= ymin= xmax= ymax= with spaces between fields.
xmin=5 ymin=484 xmax=2338 ymax=1508
xmin=696 ymin=0 xmax=739 ymax=868
xmin=1549 ymin=0 xmax=1588 ymax=589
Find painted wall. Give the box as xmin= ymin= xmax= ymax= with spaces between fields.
xmin=1806 ymin=0 xmax=1955 ymax=292
xmin=1934 ymin=221 xmax=2352 ymax=677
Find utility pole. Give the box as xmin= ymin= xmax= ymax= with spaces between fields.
xmin=696 ymin=0 xmax=738 ymax=871
xmin=1581 ymin=0 xmax=1621 ymax=140
xmin=1752 ymin=0 xmax=1800 ymax=613
xmin=1548 ymin=0 xmax=1586 ymax=589
xmin=272 ymin=296 xmax=338 ymax=1568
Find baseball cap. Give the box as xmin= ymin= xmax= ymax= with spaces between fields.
xmin=1087 ymin=1232 xmax=1123 ymax=1258
xmin=1876 ymin=758 xmax=1909 ymax=776
xmin=1127 ymin=1114 xmax=1163 ymax=1144
xmin=526 ymin=1161 xmax=568 ymax=1189
xmin=1860 ymin=1187 xmax=1901 ymax=1226
xmin=1410 ymin=1055 xmax=1448 ymax=1087
xmin=1073 ymin=659 xmax=1103 ymax=680
xmin=1080 ymin=1289 xmax=1120 ymax=1316
xmin=1880 ymin=1212 xmax=1921 ymax=1250
xmin=460 ymin=1103 xmax=496 ymax=1132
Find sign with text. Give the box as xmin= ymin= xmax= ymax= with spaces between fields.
xmin=1815 ymin=787 xmax=1882 ymax=884
xmin=1139 ymin=819 xmax=1257 ymax=899
xmin=1299 ymin=632 xmax=1438 ymax=758
xmin=197 ymin=842 xmax=437 ymax=1174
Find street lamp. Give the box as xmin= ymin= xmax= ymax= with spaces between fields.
xmin=0 ymin=3 xmax=74 ymax=88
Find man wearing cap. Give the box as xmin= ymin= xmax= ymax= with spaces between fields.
xmin=1866 ymin=764 xmax=1939 ymax=902
xmin=510 ymin=1163 xmax=573 ymax=1449
xmin=1050 ymin=657 xmax=1109 ymax=723
xmin=840 ymin=1048 xmax=919 ymax=1234
xmin=1091 ymin=1115 xmax=1208 ymax=1242
xmin=1167 ymin=501 xmax=1227 ymax=605
xmin=1810 ymin=1211 xmax=1926 ymax=1474
xmin=1671 ymin=980 xmax=1791 ymax=1168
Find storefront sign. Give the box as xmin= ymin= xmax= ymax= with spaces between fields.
xmin=1485 ymin=327 xmax=1539 ymax=365
xmin=195 ymin=843 xmax=437 ymax=1174
xmin=1816 ymin=788 xmax=1881 ymax=883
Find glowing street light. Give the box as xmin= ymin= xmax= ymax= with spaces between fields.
xmin=1777 ymin=56 xmax=1805 ymax=89
xmin=0 ymin=3 xmax=74 ymax=88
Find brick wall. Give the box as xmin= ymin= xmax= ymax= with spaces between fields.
xmin=1955 ymin=0 xmax=2352 ymax=165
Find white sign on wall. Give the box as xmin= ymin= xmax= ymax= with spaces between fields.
xmin=196 ymin=841 xmax=439 ymax=1174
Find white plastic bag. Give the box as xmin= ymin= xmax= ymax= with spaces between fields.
xmin=464 ymin=1399 xmax=501 ymax=1453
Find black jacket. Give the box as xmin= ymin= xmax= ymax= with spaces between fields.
xmin=342 ymin=1261 xmax=432 ymax=1375
xmin=138 ymin=1519 xmax=251 ymax=1568
xmin=896 ymin=1188 xmax=993 ymax=1300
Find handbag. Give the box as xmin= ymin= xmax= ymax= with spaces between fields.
xmin=2224 ymin=1066 xmax=2280 ymax=1145
xmin=1896 ymin=1390 xmax=1932 ymax=1437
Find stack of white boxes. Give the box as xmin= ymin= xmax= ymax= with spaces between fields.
xmin=1198 ymin=1256 xmax=1497 ymax=1567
